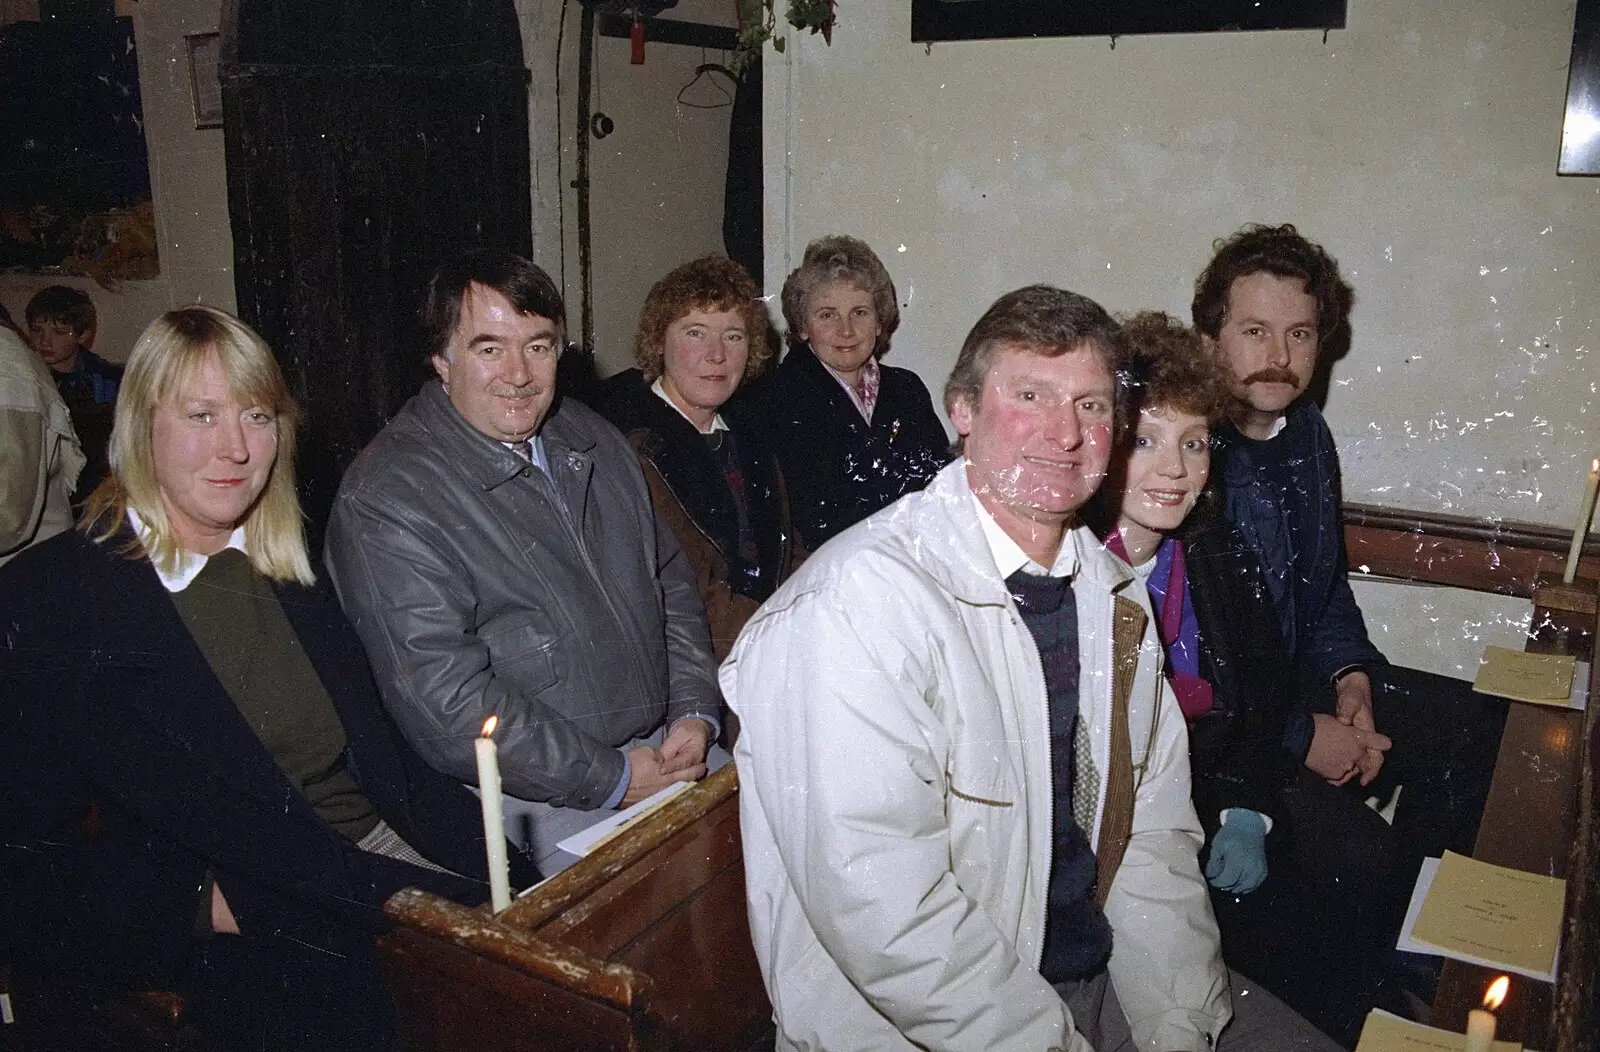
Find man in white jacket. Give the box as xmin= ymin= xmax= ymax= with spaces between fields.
xmin=723 ymin=286 xmax=1340 ymax=1052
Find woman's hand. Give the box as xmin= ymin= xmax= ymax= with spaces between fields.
xmin=1205 ymin=810 xmax=1269 ymax=895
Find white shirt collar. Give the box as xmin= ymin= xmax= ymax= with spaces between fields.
xmin=651 ymin=377 xmax=728 ymax=434
xmin=127 ymin=508 xmax=248 ymax=594
xmin=968 ymin=486 xmax=1079 ymax=580
xmin=1264 ymin=414 xmax=1289 ymax=440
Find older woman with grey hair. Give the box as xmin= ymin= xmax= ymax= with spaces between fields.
xmin=0 ymin=306 xmax=532 ymax=1050
xmin=752 ymin=234 xmax=949 ymax=548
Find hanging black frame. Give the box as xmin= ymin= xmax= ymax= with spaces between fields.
xmin=911 ymin=1 xmax=1346 ymax=43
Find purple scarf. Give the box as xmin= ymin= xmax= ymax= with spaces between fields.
xmin=1106 ymin=531 xmax=1215 ymax=726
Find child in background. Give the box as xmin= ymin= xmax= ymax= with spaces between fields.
xmin=25 ymin=285 xmax=120 ymax=503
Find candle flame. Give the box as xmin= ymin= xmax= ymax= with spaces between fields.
xmin=1484 ymin=975 xmax=1510 ymax=1010
xmin=481 ymin=714 xmax=499 ymax=738
xmin=1592 ymin=457 xmax=1599 ymax=475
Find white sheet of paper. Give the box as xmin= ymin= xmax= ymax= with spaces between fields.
xmin=1568 ymin=660 xmax=1590 ymax=710
xmin=1396 ymin=858 xmax=1559 ymax=982
xmin=555 ymin=780 xmax=692 ymax=858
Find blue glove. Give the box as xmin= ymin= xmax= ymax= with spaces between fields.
xmin=1205 ymin=809 xmax=1268 ymax=895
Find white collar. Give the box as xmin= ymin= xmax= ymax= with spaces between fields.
xmin=651 ymin=377 xmax=728 ymax=434
xmin=127 ymin=508 xmax=248 ymax=594
xmin=1264 ymin=414 xmax=1289 ymax=440
xmin=968 ymin=485 xmax=1079 ymax=580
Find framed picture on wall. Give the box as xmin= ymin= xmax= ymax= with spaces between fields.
xmin=0 ymin=14 xmax=160 ymax=277
xmin=911 ymin=0 xmax=1347 ymax=42
xmin=185 ymin=31 xmax=222 ymax=129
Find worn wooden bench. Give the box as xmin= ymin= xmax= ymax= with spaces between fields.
xmin=378 ymin=763 xmax=771 ymax=1052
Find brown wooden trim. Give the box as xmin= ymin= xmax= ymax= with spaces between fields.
xmin=382 ymin=889 xmax=649 ymax=1013
xmin=1343 ymin=502 xmax=1600 ymax=597
xmin=1344 ymin=503 xmax=1600 ymax=554
xmin=505 ymin=764 xmax=741 ymax=932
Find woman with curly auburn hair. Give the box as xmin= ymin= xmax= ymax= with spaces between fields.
xmin=1091 ymin=311 xmax=1403 ymax=1049
xmin=752 ymin=234 xmax=949 ymax=548
xmin=595 ymin=255 xmax=802 ymax=665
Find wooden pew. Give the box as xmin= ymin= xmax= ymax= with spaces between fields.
xmin=377 ymin=763 xmax=772 ymax=1052
xmin=1345 ymin=503 xmax=1600 ymax=1052
xmin=376 ymin=503 xmax=1600 ymax=1052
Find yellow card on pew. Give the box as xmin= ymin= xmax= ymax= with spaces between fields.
xmin=1412 ymin=852 xmax=1565 ymax=980
xmin=1472 ymin=646 xmax=1576 ymax=705
xmin=1354 ymin=1009 xmax=1520 ymax=1051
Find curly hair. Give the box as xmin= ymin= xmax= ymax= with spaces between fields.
xmin=1190 ymin=223 xmax=1353 ymax=346
xmin=634 ymin=256 xmax=773 ymax=384
xmin=779 ymin=235 xmax=899 ymax=357
xmin=1119 ymin=311 xmax=1230 ymax=425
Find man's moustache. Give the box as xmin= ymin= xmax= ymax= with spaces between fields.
xmin=1243 ymin=369 xmax=1301 ymax=388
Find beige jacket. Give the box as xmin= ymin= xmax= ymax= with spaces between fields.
xmin=0 ymin=327 xmax=84 ymax=565
xmin=723 ymin=461 xmax=1230 ymax=1052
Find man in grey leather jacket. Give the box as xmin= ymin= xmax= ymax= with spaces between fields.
xmin=326 ymin=250 xmax=721 ymax=872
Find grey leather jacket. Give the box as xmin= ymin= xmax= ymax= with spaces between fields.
xmin=325 ymin=382 xmax=720 ymax=810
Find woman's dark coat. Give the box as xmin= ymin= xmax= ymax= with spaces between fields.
xmin=0 ymin=527 xmax=533 ymax=1046
xmin=748 ymin=343 xmax=950 ymax=548
xmin=1183 ymin=513 xmax=1315 ymax=840
xmin=593 ymin=369 xmax=801 ymax=662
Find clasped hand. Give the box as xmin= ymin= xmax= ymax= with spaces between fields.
xmin=621 ymin=718 xmax=711 ymax=807
xmin=1306 ymin=676 xmax=1391 ymax=787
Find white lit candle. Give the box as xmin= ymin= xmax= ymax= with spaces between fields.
xmin=1463 ymin=975 xmax=1509 ymax=1052
xmin=475 ymin=715 xmax=512 ymax=913
xmin=1563 ymin=458 xmax=1600 ymax=584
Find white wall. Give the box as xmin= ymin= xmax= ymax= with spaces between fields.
xmin=520 ymin=0 xmax=737 ymax=376
xmin=0 ymin=0 xmax=235 ymax=361
xmin=761 ymin=0 xmax=1598 ymax=674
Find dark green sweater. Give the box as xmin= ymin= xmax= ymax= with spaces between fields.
xmin=170 ymin=549 xmax=378 ymax=842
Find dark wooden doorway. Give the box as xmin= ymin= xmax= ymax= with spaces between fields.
xmin=219 ymin=0 xmax=532 ymax=538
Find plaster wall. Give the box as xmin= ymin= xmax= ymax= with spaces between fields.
xmin=0 ymin=0 xmax=235 ymax=361
xmin=762 ymin=0 xmax=1597 ymax=674
xmin=520 ymin=0 xmax=738 ymax=377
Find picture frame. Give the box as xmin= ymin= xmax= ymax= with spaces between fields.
xmin=910 ymin=0 xmax=1347 ymax=43
xmin=185 ymin=30 xmax=222 ymax=130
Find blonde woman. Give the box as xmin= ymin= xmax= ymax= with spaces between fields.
xmin=0 ymin=306 xmax=530 ymax=1051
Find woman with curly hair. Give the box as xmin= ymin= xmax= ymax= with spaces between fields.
xmin=753 ymin=234 xmax=949 ymax=548
xmin=596 ymin=255 xmax=802 ymax=663
xmin=1093 ymin=311 xmax=1402 ymax=1049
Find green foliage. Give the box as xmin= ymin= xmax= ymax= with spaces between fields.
xmin=732 ymin=0 xmax=835 ymax=75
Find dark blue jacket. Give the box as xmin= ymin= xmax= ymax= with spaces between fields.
xmin=745 ymin=344 xmax=950 ymax=549
xmin=0 ymin=527 xmax=534 ymax=1032
xmin=1214 ymin=399 xmax=1385 ymax=694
